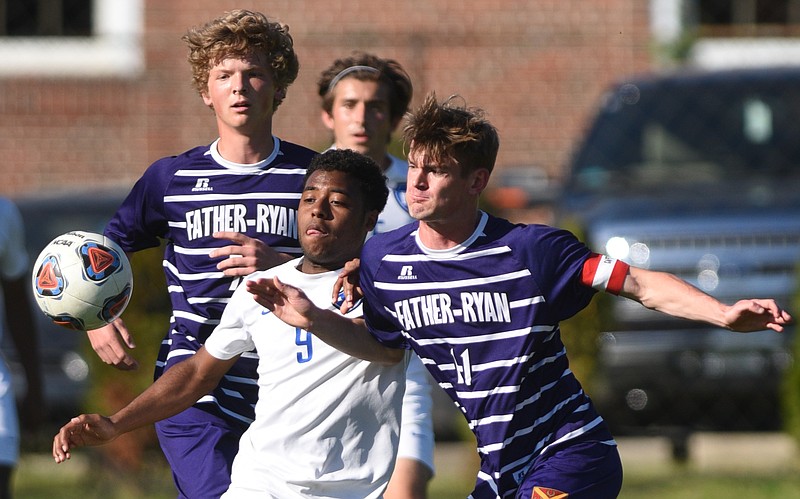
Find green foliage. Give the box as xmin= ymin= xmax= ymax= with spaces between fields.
xmin=555 ymin=220 xmax=613 ymax=395
xmin=82 ymin=245 xmax=171 ymax=468
xmin=781 ymin=264 xmax=800 ymax=442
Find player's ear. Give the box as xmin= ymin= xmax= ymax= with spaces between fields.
xmin=468 ymin=168 xmax=491 ymax=195
xmin=363 ymin=209 xmax=379 ymax=232
xmin=201 ymin=91 xmax=214 ymax=110
xmin=321 ymin=109 xmax=335 ymax=131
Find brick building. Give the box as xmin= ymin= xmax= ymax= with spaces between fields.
xmin=0 ymin=0 xmax=655 ymax=197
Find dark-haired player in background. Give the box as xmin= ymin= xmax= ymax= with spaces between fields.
xmin=317 ymin=52 xmax=435 ymax=499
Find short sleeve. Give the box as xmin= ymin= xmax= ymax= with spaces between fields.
xmin=204 ymin=278 xmax=256 ymax=360
xmin=360 ymin=236 xmax=411 ymax=350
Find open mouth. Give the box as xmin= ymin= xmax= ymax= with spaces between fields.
xmin=305 ymin=224 xmax=328 ymax=236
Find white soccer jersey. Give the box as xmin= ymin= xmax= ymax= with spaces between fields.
xmin=204 ymin=258 xmax=408 ymax=498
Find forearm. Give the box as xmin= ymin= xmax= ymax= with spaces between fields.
xmin=620 ymin=268 xmax=730 ymax=328
xmin=109 ymin=357 xmax=219 ymax=433
xmin=306 ymin=310 xmax=404 ymax=365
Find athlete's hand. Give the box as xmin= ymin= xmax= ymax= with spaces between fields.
xmin=211 ymin=231 xmax=293 ymax=276
xmin=725 ymin=299 xmax=793 ymax=333
xmin=247 ymin=276 xmax=320 ymax=330
xmin=53 ymin=414 xmax=117 ymax=463
xmin=331 ymin=258 xmax=363 ymax=314
xmin=87 ymin=319 xmax=138 ymax=370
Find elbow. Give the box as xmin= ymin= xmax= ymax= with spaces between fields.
xmin=377 ymin=347 xmax=405 ymax=366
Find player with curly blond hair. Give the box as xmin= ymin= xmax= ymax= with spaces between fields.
xmin=84 ymin=10 xmax=316 ymax=498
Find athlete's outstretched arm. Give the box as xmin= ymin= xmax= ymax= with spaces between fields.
xmin=619 ymin=266 xmax=792 ymax=333
xmin=53 ymin=348 xmax=237 ymax=463
xmin=247 ymin=276 xmax=404 ymax=365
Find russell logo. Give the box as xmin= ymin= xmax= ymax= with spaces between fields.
xmin=397 ymin=265 xmax=417 ymax=280
xmin=192 ymin=178 xmax=213 ymax=192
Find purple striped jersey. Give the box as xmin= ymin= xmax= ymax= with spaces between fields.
xmin=105 ymin=138 xmax=315 ymax=428
xmin=360 ymin=211 xmax=618 ymax=498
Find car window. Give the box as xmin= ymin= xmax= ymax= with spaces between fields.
xmin=569 ymin=75 xmax=800 ymax=194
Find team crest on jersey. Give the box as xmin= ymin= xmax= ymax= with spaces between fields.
xmin=393 ymin=182 xmax=408 ymax=211
xmin=532 ymin=486 xmax=568 ymax=499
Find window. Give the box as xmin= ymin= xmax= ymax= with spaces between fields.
xmin=650 ymin=0 xmax=800 ymax=68
xmin=698 ymin=0 xmax=800 ymax=36
xmin=0 ymin=0 xmax=143 ymax=77
xmin=1 ymin=0 xmax=92 ymax=37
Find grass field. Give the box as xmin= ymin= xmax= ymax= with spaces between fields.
xmin=14 ymin=434 xmax=800 ymax=498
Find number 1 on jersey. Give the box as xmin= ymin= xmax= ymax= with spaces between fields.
xmin=452 ymin=348 xmax=473 ymax=386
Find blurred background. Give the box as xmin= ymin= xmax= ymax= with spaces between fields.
xmin=4 ymin=0 xmax=800 ymax=497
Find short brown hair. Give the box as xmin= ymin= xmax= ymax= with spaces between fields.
xmin=183 ymin=10 xmax=299 ymax=110
xmin=317 ymin=52 xmax=413 ymax=124
xmin=403 ymin=92 xmax=499 ymax=175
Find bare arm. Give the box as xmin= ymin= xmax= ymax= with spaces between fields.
xmin=87 ymin=318 xmax=139 ymax=370
xmin=86 ymin=251 xmax=139 ymax=370
xmin=619 ymin=266 xmax=793 ymax=332
xmin=246 ymin=276 xmax=404 ymax=365
xmin=53 ymin=348 xmax=237 ymax=462
xmin=211 ymin=231 xmax=295 ymax=276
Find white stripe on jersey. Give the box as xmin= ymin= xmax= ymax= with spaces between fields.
xmin=221 ymin=387 xmax=245 ymax=399
xmin=174 ymin=168 xmax=306 ymax=177
xmin=510 ymin=296 xmax=546 ymax=307
xmin=166 ymin=348 xmax=196 ymax=362
xmin=473 ymin=470 xmax=500 ymax=498
xmin=163 ymin=260 xmax=224 ymax=280
xmin=164 ymin=192 xmax=301 ymax=203
xmin=409 ymin=323 xmax=554 ymax=347
xmin=195 ymin=395 xmax=255 ymax=425
xmin=170 ymin=243 xmax=301 ymax=256
xmin=382 ymin=245 xmax=511 ymax=262
xmin=430 ymin=333 xmax=560 ymax=376
xmin=223 ymin=374 xmax=259 ymax=385
xmin=376 ymin=269 xmax=531 ymax=291
xmin=536 ymin=414 xmax=607 ymax=458
xmin=173 ymin=245 xmax=215 ymax=255
xmin=411 ymin=326 xmax=536 ymax=346
xmin=456 ymin=385 xmax=520 ymax=399
xmin=187 ymin=297 xmax=230 ymax=305
xmin=479 ymin=390 xmax=585 ymax=455
xmin=172 ymin=310 xmax=219 ymax=325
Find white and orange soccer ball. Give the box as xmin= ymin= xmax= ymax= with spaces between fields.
xmin=31 ymin=231 xmax=133 ymax=331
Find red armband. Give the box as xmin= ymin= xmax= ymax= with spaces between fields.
xmin=581 ymin=253 xmax=629 ymax=295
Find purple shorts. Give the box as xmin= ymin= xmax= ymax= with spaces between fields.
xmin=155 ymin=406 xmax=245 ymax=499
xmin=516 ymin=439 xmax=623 ymax=499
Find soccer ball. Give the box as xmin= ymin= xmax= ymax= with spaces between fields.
xmin=31 ymin=231 xmax=133 ymax=331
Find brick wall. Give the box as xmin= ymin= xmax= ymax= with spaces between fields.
xmin=0 ymin=0 xmax=652 ymax=196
